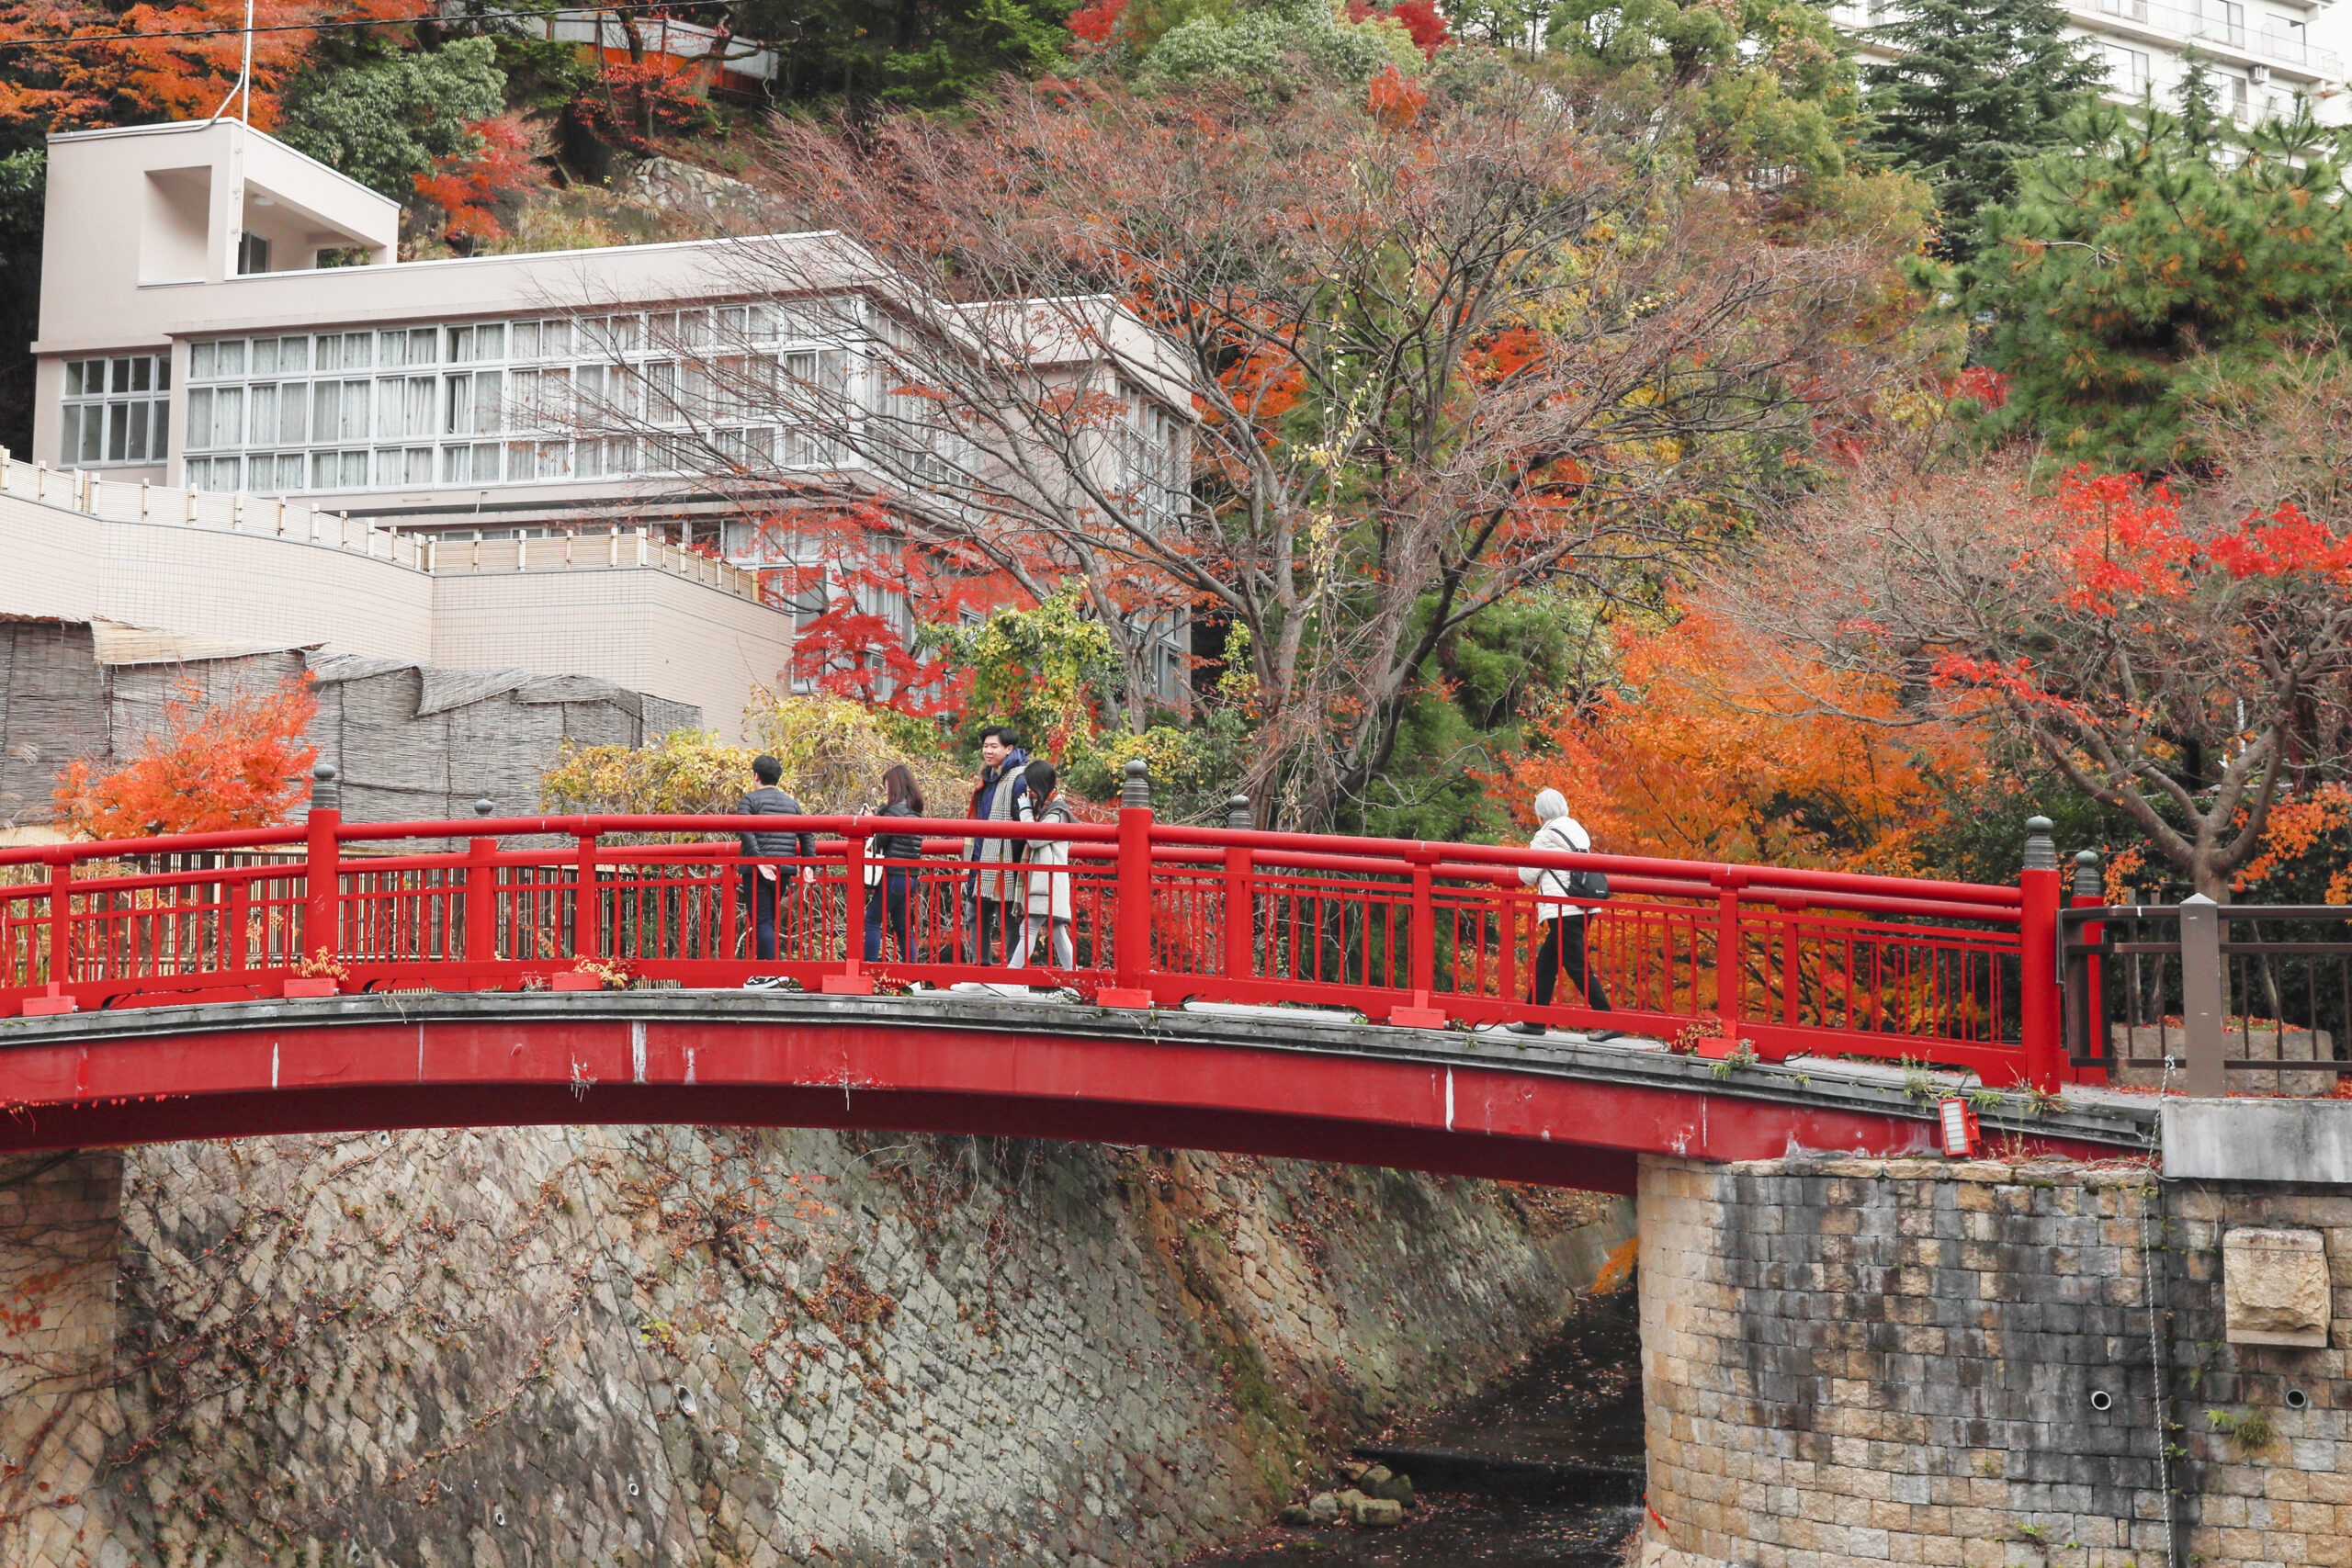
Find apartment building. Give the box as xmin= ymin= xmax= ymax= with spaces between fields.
xmin=1832 ymin=0 xmax=2349 ymax=126
xmin=29 ymin=117 xmax=1196 ymax=711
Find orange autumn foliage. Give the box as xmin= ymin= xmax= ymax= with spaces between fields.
xmin=411 ymin=113 xmax=543 ymax=243
xmin=53 ymin=676 xmax=318 ymax=840
xmin=2230 ymin=784 xmax=2352 ymax=905
xmin=1365 ymin=65 xmax=1427 ymax=130
xmin=0 ymin=0 xmax=413 ymax=132
xmin=1509 ymin=610 xmax=1987 ymax=872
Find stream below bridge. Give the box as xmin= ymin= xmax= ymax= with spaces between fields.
xmin=1184 ymin=1288 xmax=1645 ymax=1567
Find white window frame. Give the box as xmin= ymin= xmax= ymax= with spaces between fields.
xmin=60 ymin=353 xmax=171 ymax=467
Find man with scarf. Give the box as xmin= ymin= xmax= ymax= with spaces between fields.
xmin=966 ymin=726 xmax=1031 ymax=964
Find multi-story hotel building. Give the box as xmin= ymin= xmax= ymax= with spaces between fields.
xmin=1830 ymin=0 xmax=2348 ymax=124
xmin=28 ymin=116 xmax=1196 ymax=712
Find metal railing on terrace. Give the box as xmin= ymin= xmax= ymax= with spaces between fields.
xmin=2084 ymin=0 xmax=2344 ymax=74
xmin=1831 ymin=0 xmax=2343 ymax=75
xmin=0 ymin=449 xmax=765 ymax=604
xmin=2064 ymin=885 xmax=2352 ymax=1095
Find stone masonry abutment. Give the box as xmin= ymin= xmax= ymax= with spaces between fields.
xmin=1638 ymin=1147 xmax=2352 ymax=1568
xmin=1 ymin=1128 xmax=1634 ymax=1567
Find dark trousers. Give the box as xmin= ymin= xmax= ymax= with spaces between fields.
xmin=1532 ymin=916 xmax=1610 ymax=1010
xmin=864 ymin=872 xmax=912 ymax=963
xmin=976 ymin=897 xmax=1013 ymax=965
xmin=742 ymin=867 xmax=780 ymax=963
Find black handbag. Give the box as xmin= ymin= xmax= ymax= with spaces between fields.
xmin=1566 ymin=866 xmax=1611 ymax=901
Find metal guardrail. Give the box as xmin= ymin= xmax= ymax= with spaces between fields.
xmin=2063 ymin=897 xmax=2352 ymax=1095
xmin=0 ymin=449 xmax=765 ymax=603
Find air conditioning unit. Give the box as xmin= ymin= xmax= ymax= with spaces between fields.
xmin=2251 ymin=63 xmax=2272 ymax=83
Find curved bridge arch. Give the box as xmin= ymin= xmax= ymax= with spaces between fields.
xmin=0 ymin=993 xmax=2150 ymax=1182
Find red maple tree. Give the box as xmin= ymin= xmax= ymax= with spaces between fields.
xmin=52 ymin=675 xmax=318 ymax=840
xmin=1731 ymin=455 xmax=2352 ymax=898
xmin=411 ymin=113 xmax=546 ymax=245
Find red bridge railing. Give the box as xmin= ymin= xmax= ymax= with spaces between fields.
xmin=0 ymin=766 xmax=2074 ymax=1089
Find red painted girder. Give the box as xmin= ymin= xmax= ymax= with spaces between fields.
xmin=0 ymin=1013 xmax=2126 ymax=1185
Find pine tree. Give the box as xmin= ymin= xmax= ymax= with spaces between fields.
xmin=1860 ymin=0 xmax=2106 ymax=257
xmin=1956 ymin=99 xmax=2352 ymax=472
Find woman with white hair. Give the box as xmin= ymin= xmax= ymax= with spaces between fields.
xmin=1514 ymin=788 xmax=1620 ymax=1040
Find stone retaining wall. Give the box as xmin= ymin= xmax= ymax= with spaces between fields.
xmin=0 ymin=1129 xmax=1632 ymax=1568
xmin=1638 ymin=1152 xmax=2352 ymax=1568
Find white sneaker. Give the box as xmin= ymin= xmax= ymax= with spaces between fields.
xmin=742 ymin=976 xmax=790 ymax=990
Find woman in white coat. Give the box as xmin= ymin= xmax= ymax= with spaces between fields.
xmin=1514 ymin=788 xmax=1619 ymax=1039
xmin=1009 ymin=759 xmax=1077 ymax=970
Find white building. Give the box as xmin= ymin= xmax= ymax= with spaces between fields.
xmin=1831 ymin=0 xmax=2349 ymax=127
xmin=28 ymin=116 xmax=1198 ymax=713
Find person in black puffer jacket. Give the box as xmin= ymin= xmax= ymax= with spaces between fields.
xmin=738 ymin=755 xmax=814 ymax=969
xmin=865 ymin=763 xmax=925 ymax=963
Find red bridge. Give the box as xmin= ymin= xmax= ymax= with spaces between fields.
xmin=0 ymin=768 xmax=2143 ymax=1179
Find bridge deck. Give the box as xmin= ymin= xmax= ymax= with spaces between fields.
xmin=0 ymin=991 xmax=2154 ymax=1185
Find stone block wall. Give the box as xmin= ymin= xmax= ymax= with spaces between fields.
xmin=0 ymin=1151 xmax=126 ymax=1568
xmin=2166 ymin=1179 xmax=2352 ymax=1568
xmin=0 ymin=1129 xmax=1631 ymax=1568
xmin=1638 ymin=1152 xmax=2352 ymax=1568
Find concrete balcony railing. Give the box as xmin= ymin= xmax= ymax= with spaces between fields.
xmin=424 ymin=532 xmax=764 ymax=598
xmin=1834 ymin=0 xmax=2343 ymax=77
xmin=2086 ymin=0 xmax=2345 ymax=76
xmin=0 ymin=450 xmax=765 ymax=604
xmin=0 ymin=449 xmax=424 ymax=567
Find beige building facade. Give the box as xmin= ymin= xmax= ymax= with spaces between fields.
xmin=29 ymin=116 xmax=1197 ymax=714
xmin=0 ymin=450 xmax=790 ymax=743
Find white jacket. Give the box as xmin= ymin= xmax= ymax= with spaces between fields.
xmin=1022 ymin=797 xmax=1076 ymax=919
xmin=1520 ymin=816 xmax=1593 ymax=923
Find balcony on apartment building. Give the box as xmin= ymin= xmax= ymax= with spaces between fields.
xmin=1831 ymin=0 xmax=2342 ymax=80
xmin=2084 ymin=0 xmax=2342 ymax=78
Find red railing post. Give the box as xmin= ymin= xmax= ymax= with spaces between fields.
xmin=824 ymin=826 xmax=876 ymax=995
xmin=1221 ymin=795 xmax=1255 ymax=986
xmin=302 ymin=763 xmax=342 ymax=975
xmin=1712 ymin=866 xmax=1747 ymax=1029
xmin=1392 ymin=848 xmax=1446 ymax=1027
xmin=573 ymin=830 xmax=600 ymax=961
xmin=1498 ymin=874 xmax=1519 ymax=1010
xmin=227 ymin=873 xmax=251 ymax=977
xmin=2019 ymin=816 xmax=2063 ymax=1091
xmin=21 ymin=849 xmax=79 ymax=1015
xmin=465 ymin=834 xmax=498 ymax=980
xmin=1102 ymin=761 xmax=1156 ymax=1009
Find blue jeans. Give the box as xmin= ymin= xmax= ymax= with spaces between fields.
xmin=864 ymin=872 xmax=911 ymax=962
xmin=742 ymin=867 xmax=780 ymax=963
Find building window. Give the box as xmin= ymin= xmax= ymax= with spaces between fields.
xmin=60 ymin=354 xmax=170 ymax=466
xmin=2266 ymin=15 xmax=2306 ymax=62
xmin=177 ymin=311 xmax=854 ymax=496
xmin=237 ymin=233 xmax=271 ymax=276
xmin=2101 ymin=42 xmax=2153 ymax=92
xmin=2197 ymin=0 xmax=2245 ymax=47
